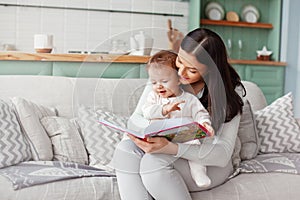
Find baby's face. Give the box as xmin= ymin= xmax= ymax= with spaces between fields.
xmin=148 ymin=66 xmax=181 ymax=98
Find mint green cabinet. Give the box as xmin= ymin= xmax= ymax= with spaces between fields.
xmin=197 ymin=0 xmax=282 ymax=61
xmin=0 ymin=61 xmax=52 ymax=75
xmin=189 ymin=0 xmax=285 ymax=105
xmin=52 ymin=62 xmax=145 ymax=78
xmin=0 ymin=61 xmax=146 ymax=78
xmin=244 ymin=65 xmax=284 ymax=104
xmin=232 ymin=64 xmax=245 ymax=79
xmin=233 ymin=64 xmax=285 ymax=104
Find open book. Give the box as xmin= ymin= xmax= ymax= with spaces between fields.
xmin=98 ymin=117 xmax=211 ymax=143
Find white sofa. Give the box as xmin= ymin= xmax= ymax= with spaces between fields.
xmin=0 ymin=75 xmax=300 ymax=200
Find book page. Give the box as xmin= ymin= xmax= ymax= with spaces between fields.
xmin=99 ymin=117 xmax=209 ymax=142
xmin=144 ymin=117 xmax=193 ymax=134
xmin=157 ymin=123 xmax=208 ymax=143
xmin=98 ymin=119 xmax=145 ymax=138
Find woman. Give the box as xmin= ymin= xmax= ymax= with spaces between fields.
xmin=112 ymin=28 xmax=246 ymax=200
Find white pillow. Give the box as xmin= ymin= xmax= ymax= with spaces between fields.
xmin=255 ymin=92 xmax=300 ymax=153
xmin=0 ymin=100 xmax=31 ymax=168
xmin=41 ymin=116 xmax=89 ymax=165
xmin=11 ymin=97 xmax=56 ymax=160
xmin=78 ymin=107 xmax=125 ymax=171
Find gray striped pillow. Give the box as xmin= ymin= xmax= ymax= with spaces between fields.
xmin=78 ymin=107 xmax=125 ymax=171
xmin=255 ymin=92 xmax=300 ymax=153
xmin=0 ymin=100 xmax=31 ymax=168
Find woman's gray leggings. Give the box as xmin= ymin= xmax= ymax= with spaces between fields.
xmin=112 ymin=139 xmax=233 ymax=200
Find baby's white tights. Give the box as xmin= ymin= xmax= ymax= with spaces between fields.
xmin=185 ymin=140 xmax=211 ymax=188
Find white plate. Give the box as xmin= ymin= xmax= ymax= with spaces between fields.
xmin=205 ymin=2 xmax=225 ymax=20
xmin=241 ymin=5 xmax=260 ymax=23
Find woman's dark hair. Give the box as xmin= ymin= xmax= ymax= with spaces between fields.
xmin=181 ymin=28 xmax=245 ymax=131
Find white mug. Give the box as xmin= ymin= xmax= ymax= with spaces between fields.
xmin=34 ymin=34 xmax=53 ymax=50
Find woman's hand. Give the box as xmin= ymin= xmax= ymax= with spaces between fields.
xmin=127 ymin=134 xmax=178 ymax=154
xmin=203 ymin=122 xmax=215 ymax=136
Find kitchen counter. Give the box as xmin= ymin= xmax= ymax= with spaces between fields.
xmin=0 ymin=52 xmax=286 ymax=104
xmin=0 ymin=52 xmax=150 ymax=63
xmin=0 ymin=52 xmax=150 ymax=78
xmin=0 ymin=52 xmax=286 ymax=66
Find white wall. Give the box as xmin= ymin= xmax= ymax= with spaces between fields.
xmin=281 ymin=0 xmax=300 ymax=118
xmin=0 ymin=0 xmax=189 ymax=54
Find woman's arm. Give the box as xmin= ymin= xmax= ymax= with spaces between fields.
xmin=174 ymin=85 xmax=244 ymax=167
xmin=175 ymin=114 xmax=241 ymax=167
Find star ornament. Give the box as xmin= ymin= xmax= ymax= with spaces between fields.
xmin=257 ymin=46 xmax=272 ymax=56
xmin=256 ymin=46 xmax=272 ymax=61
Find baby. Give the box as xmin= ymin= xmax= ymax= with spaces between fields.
xmin=142 ymin=50 xmax=214 ymax=188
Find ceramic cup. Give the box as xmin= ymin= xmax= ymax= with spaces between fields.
xmin=34 ymin=34 xmax=53 ymax=53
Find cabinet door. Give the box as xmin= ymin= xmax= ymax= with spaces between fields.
xmin=0 ymin=61 xmax=52 ymax=75
xmin=52 ymin=62 xmax=143 ymax=78
xmin=232 ymin=64 xmax=245 ymax=80
xmin=244 ymin=65 xmax=284 ymax=104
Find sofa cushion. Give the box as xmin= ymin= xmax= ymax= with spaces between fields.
xmin=0 ymin=100 xmax=31 ymax=168
xmin=11 ymin=97 xmax=56 ymax=161
xmin=41 ymin=116 xmax=88 ymax=164
xmin=231 ymin=136 xmax=241 ymax=169
xmin=72 ymin=78 xmax=147 ymax=117
xmin=255 ymin=92 xmax=300 ymax=153
xmin=242 ymin=81 xmax=267 ymax=112
xmin=238 ymin=99 xmax=259 ymax=160
xmin=78 ymin=107 xmax=125 ymax=171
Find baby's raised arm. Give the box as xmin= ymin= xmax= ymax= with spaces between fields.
xmin=162 ymin=100 xmax=185 ymax=116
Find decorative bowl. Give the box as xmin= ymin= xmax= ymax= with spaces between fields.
xmin=241 ymin=5 xmax=260 ymax=23
xmin=226 ymin=11 xmax=239 ymax=22
xmin=35 ymin=48 xmax=52 ymax=53
xmin=205 ymin=2 xmax=225 ymax=20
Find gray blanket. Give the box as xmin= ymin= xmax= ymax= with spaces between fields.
xmin=0 ymin=161 xmax=114 ymax=190
xmin=2 ymin=154 xmax=299 ymax=191
xmin=231 ymin=153 xmax=300 ymax=177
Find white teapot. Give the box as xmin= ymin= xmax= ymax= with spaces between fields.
xmin=130 ymin=31 xmax=153 ymax=56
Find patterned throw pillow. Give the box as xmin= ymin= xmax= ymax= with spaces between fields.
xmin=78 ymin=107 xmax=125 ymax=171
xmin=41 ymin=116 xmax=89 ymax=165
xmin=0 ymin=100 xmax=31 ymax=168
xmin=11 ymin=97 xmax=56 ymax=161
xmin=255 ymin=92 xmax=300 ymax=153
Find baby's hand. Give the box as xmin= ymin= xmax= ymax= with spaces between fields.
xmin=203 ymin=122 xmax=215 ymax=137
xmin=162 ymin=100 xmax=185 ymax=116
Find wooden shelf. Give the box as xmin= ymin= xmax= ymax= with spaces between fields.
xmin=0 ymin=53 xmax=286 ymax=66
xmin=0 ymin=52 xmax=150 ymax=63
xmin=229 ymin=59 xmax=286 ymax=66
xmin=200 ymin=19 xmax=273 ymax=29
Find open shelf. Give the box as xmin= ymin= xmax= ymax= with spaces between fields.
xmin=200 ymin=19 xmax=273 ymax=29
xmin=229 ymin=59 xmax=286 ymax=66
xmin=0 ymin=52 xmax=150 ymax=63
xmin=0 ymin=53 xmax=286 ymax=66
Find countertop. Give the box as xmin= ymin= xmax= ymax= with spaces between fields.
xmin=0 ymin=52 xmax=286 ymax=66
xmin=0 ymin=52 xmax=150 ymax=63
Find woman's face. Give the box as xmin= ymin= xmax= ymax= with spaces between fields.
xmin=176 ymin=48 xmax=207 ymax=85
